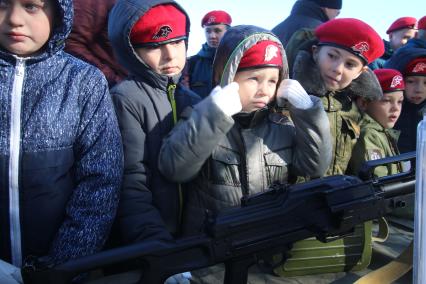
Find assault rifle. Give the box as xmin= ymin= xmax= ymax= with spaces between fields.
xmin=23 ymin=152 xmax=416 ymax=284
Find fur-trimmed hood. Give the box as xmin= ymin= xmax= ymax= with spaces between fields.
xmin=292 ymin=50 xmax=383 ymax=100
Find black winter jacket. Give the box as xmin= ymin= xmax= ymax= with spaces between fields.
xmin=272 ymin=0 xmax=328 ymax=47
xmin=187 ymin=43 xmax=216 ymax=98
xmin=109 ymin=0 xmax=201 ymax=243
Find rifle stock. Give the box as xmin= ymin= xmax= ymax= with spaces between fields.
xmin=23 ymin=152 xmax=416 ymax=284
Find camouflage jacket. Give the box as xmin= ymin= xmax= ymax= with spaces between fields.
xmin=292 ymin=50 xmax=383 ymax=176
xmin=347 ymin=114 xmax=402 ymax=177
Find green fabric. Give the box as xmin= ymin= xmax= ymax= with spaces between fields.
xmin=320 ymin=93 xmax=362 ymax=176
xmin=347 ymin=114 xmax=402 ymax=177
xmin=347 ymin=114 xmax=412 ymax=218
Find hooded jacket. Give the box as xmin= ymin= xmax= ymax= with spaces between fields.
xmin=186 ymin=43 xmax=216 ymax=98
xmin=292 ymin=48 xmax=383 ymax=176
xmin=0 ymin=0 xmax=123 ymax=266
xmin=158 ymin=25 xmax=332 ymax=236
xmin=272 ymin=0 xmax=329 ymax=47
xmin=108 ymin=0 xmax=201 ymax=243
xmin=385 ymin=46 xmax=426 ymax=153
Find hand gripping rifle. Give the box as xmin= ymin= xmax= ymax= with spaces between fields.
xmin=23 ymin=152 xmax=416 ymax=284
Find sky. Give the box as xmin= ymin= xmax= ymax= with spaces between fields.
xmin=178 ymin=0 xmax=425 ymax=56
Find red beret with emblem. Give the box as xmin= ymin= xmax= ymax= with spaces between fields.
xmin=404 ymin=57 xmax=426 ymax=76
xmin=418 ymin=16 xmax=426 ymax=30
xmin=315 ymin=18 xmax=384 ymax=64
xmin=386 ymin=17 xmax=417 ymax=34
xmin=238 ymin=40 xmax=283 ymax=70
xmin=130 ymin=4 xmax=186 ymax=46
xmin=374 ymin=69 xmax=405 ymax=93
xmin=201 ymin=10 xmax=232 ymax=27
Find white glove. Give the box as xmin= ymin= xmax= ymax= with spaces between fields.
xmin=210 ymin=82 xmax=241 ymax=116
xmin=276 ymin=79 xmax=313 ymax=110
xmin=164 ymin=272 xmax=192 ymax=284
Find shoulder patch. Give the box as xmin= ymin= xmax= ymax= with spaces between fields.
xmin=367 ymin=149 xmax=383 ymax=161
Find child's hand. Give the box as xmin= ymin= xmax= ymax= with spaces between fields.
xmin=210 ymin=82 xmax=242 ymax=116
xmin=277 ymin=79 xmax=313 ymax=109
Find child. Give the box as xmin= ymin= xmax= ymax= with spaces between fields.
xmin=347 ymin=69 xmax=405 ymax=177
xmin=276 ymin=17 xmax=385 ymax=278
xmin=108 ymin=0 xmax=200 ymax=243
xmin=0 ymin=0 xmax=123 ymax=270
xmin=369 ymin=17 xmax=417 ymax=70
xmin=288 ymin=18 xmax=385 ymax=176
xmin=158 ymin=25 xmax=331 ymax=236
xmin=385 ymin=56 xmax=426 ymax=153
xmin=183 ymin=10 xmax=232 ymax=98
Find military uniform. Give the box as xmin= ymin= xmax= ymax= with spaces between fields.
xmin=291 ymin=50 xmax=383 ymax=176
xmin=347 ymin=114 xmax=402 ymax=177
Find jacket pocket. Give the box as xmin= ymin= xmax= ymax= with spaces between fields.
xmin=264 ymin=149 xmax=290 ymax=185
xmin=210 ymin=148 xmax=241 ymax=187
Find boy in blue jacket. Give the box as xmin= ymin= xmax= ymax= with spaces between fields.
xmin=0 ymin=0 xmax=123 ymax=275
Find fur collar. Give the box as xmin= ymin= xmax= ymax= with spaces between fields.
xmin=292 ymin=50 xmax=383 ymax=100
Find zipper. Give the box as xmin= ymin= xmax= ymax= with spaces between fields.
xmin=167 ymin=83 xmax=178 ymax=124
xmin=166 ymin=81 xmax=183 ymax=232
xmin=9 ymin=58 xmax=25 ymax=267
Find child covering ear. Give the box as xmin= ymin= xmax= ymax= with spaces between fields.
xmin=158 ymin=25 xmax=331 ymax=236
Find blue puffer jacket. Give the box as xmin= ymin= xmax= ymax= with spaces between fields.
xmin=0 ymin=0 xmax=123 ymax=266
xmin=187 ymin=43 xmax=216 ymax=98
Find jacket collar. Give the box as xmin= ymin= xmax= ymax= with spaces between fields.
xmin=361 ymin=114 xmax=401 ymax=142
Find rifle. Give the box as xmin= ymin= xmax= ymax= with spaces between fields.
xmin=23 ymin=152 xmax=416 ymax=284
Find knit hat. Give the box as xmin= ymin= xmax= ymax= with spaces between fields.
xmin=201 ymin=10 xmax=232 ymax=27
xmin=238 ymin=41 xmax=283 ymax=70
xmin=404 ymin=57 xmax=426 ymax=76
xmin=315 ymin=18 xmax=384 ymax=64
xmin=386 ymin=17 xmax=417 ymax=34
xmin=306 ymin=0 xmax=342 ymax=9
xmin=130 ymin=4 xmax=186 ymax=47
xmin=418 ymin=16 xmax=426 ymax=30
xmin=374 ymin=69 xmax=405 ymax=93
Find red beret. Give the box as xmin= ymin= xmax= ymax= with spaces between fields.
xmin=130 ymin=4 xmax=186 ymax=46
xmin=386 ymin=17 xmax=417 ymax=34
xmin=419 ymin=16 xmax=426 ymax=30
xmin=201 ymin=10 xmax=232 ymax=27
xmin=315 ymin=18 xmax=384 ymax=64
xmin=374 ymin=69 xmax=405 ymax=93
xmin=404 ymin=57 xmax=426 ymax=76
xmin=238 ymin=41 xmax=283 ymax=70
